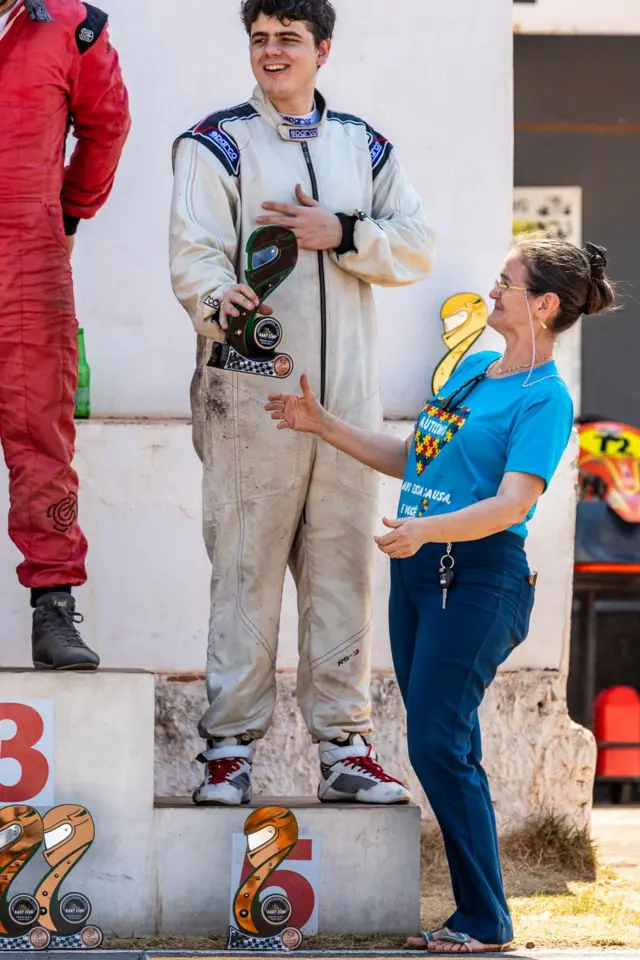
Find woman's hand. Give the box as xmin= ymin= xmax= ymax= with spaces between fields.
xmin=265 ymin=373 xmax=330 ymax=435
xmin=375 ymin=516 xmax=431 ymax=558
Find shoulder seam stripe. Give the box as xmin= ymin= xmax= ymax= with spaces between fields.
xmin=326 ymin=111 xmax=394 ymax=180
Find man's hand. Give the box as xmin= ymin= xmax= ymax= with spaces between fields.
xmin=217 ymin=284 xmax=273 ymax=331
xmin=257 ymin=184 xmax=342 ymax=251
xmin=66 ymin=236 xmax=75 ymax=257
xmin=375 ymin=517 xmax=430 ymax=559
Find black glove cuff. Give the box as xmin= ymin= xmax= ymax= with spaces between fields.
xmin=63 ymin=213 xmax=81 ymax=237
xmin=334 ymin=213 xmax=358 ymax=256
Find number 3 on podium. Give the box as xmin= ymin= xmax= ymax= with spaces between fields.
xmin=0 ymin=702 xmax=54 ymax=807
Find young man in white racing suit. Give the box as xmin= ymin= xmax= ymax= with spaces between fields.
xmin=169 ymin=0 xmax=434 ymax=805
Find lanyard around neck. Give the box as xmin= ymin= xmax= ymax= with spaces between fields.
xmin=440 ymin=370 xmax=490 ymax=413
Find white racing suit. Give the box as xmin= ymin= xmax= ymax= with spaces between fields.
xmin=170 ymin=85 xmax=434 ymax=744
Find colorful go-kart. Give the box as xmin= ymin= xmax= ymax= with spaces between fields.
xmin=576 ymin=420 xmax=640 ymax=567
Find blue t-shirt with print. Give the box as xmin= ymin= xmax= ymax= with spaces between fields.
xmin=397 ymin=351 xmax=574 ymax=539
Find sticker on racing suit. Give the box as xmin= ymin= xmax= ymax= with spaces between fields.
xmin=337 ymin=648 xmax=360 ymax=667
xmin=175 ymin=103 xmax=260 ymax=178
xmin=208 ymin=226 xmax=298 ymax=380
xmin=203 ymin=294 xmax=221 ymax=312
xmin=75 ymin=4 xmax=108 ymax=54
xmin=46 ymin=492 xmax=78 ymax=533
xmin=287 ymin=128 xmax=319 ymax=140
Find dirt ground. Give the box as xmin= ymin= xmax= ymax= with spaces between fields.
xmin=591 ymin=805 xmax=640 ymax=884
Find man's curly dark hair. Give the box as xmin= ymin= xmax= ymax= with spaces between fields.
xmin=240 ymin=0 xmax=336 ymax=46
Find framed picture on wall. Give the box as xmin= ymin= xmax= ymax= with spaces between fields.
xmin=513 ymin=187 xmax=582 ymax=247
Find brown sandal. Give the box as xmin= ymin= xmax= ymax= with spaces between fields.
xmin=406 ymin=928 xmax=514 ymax=953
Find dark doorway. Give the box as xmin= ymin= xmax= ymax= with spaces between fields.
xmin=514 ymin=35 xmax=640 ymax=425
xmin=515 ymin=40 xmax=640 ymax=802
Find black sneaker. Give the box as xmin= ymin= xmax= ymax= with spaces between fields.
xmin=31 ymin=593 xmax=100 ymax=671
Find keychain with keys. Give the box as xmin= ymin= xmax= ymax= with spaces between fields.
xmin=439 ymin=543 xmax=455 ymax=610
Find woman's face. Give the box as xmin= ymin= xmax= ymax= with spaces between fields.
xmin=488 ymin=251 xmax=532 ymax=334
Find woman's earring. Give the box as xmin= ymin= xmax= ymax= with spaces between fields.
xmin=537 ymin=316 xmax=548 ymax=330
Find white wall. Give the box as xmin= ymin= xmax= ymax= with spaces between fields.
xmin=0 ymin=1 xmax=577 ymax=681
xmin=0 ymin=422 xmax=575 ymax=675
xmin=514 ymin=0 xmax=640 ymax=35
xmin=72 ymin=0 xmax=514 ymax=420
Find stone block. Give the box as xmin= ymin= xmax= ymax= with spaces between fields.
xmin=155 ymin=669 xmax=597 ymax=834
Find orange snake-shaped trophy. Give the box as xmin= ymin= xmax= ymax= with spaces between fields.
xmin=33 ymin=804 xmax=103 ymax=948
xmin=229 ymin=805 xmax=303 ymax=952
xmin=0 ymin=805 xmax=51 ymax=949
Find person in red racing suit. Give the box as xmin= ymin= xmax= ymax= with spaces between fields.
xmin=0 ymin=0 xmax=130 ymax=669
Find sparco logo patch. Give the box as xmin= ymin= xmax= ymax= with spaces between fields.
xmin=369 ymin=138 xmax=384 ymax=166
xmin=288 ymin=127 xmax=319 ymax=140
xmin=205 ymin=129 xmax=239 ymax=164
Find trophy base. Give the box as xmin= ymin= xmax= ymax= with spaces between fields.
xmin=227 ymin=925 xmax=303 ymax=952
xmin=0 ymin=926 xmax=102 ymax=952
xmin=0 ymin=926 xmax=51 ymax=951
xmin=50 ymin=926 xmax=104 ymax=950
xmin=208 ymin=343 xmax=293 ymax=379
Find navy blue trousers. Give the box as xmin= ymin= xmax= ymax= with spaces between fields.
xmin=389 ymin=532 xmax=535 ymax=945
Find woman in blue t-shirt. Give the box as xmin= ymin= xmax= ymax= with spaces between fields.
xmin=265 ymin=238 xmax=614 ymax=952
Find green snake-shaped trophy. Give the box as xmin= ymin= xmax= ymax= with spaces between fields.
xmin=208 ymin=226 xmax=298 ymax=380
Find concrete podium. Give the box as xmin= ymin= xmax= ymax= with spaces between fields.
xmin=155 ymin=797 xmax=420 ymax=936
xmin=0 ymin=670 xmax=421 ymax=938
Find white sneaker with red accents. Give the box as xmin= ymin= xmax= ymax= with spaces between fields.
xmin=192 ymin=737 xmax=255 ymax=806
xmin=317 ymin=734 xmax=411 ymax=804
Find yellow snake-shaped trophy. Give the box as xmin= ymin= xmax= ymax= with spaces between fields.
xmin=230 ymin=806 xmax=302 ymax=951
xmin=432 ymin=293 xmax=488 ymax=396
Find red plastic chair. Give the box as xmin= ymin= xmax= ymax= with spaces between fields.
xmin=594 ymin=687 xmax=640 ymax=803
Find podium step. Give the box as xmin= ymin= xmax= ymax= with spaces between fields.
xmin=0 ymin=670 xmax=156 ymax=937
xmin=0 ymin=672 xmax=420 ymax=938
xmin=154 ymin=796 xmax=421 ymax=936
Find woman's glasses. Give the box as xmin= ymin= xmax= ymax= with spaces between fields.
xmin=493 ymin=279 xmax=549 ymax=329
xmin=493 ymin=278 xmax=529 ymax=294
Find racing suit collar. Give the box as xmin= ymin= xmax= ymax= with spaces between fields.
xmin=0 ymin=0 xmax=24 ymax=38
xmin=24 ymin=0 xmax=52 ymax=21
xmin=250 ymin=84 xmax=327 ymax=142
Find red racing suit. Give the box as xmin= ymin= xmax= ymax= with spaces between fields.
xmin=0 ymin=0 xmax=130 ymax=588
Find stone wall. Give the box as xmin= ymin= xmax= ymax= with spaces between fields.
xmin=155 ymin=669 xmax=596 ymax=835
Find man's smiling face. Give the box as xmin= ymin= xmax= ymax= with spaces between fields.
xmin=249 ymin=13 xmax=330 ymax=112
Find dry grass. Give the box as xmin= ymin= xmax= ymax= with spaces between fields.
xmin=106 ymin=817 xmax=640 ymax=952
xmin=421 ymin=816 xmax=640 ymax=949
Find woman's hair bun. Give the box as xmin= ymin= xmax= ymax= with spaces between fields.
xmin=583 ymin=242 xmax=614 ymax=316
